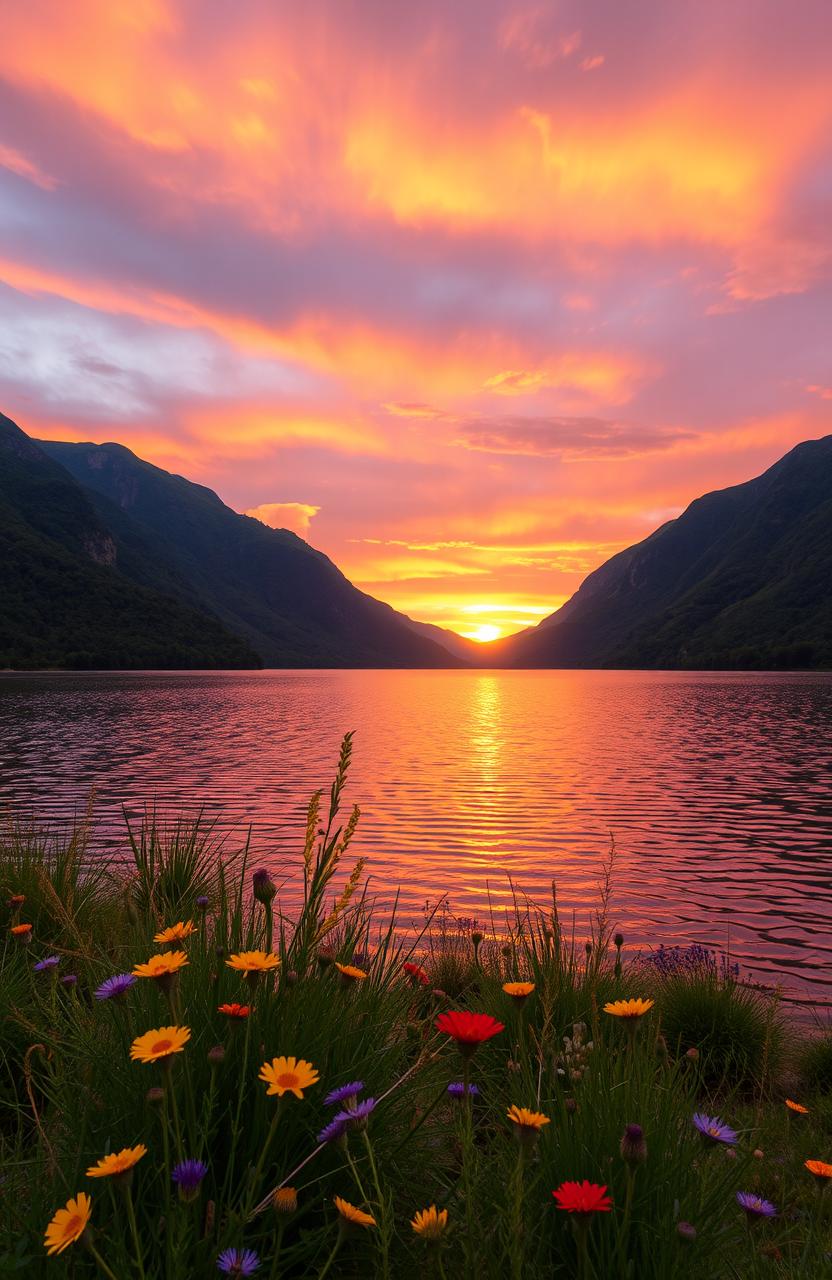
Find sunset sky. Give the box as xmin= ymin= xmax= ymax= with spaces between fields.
xmin=1 ymin=2 xmax=830 ymax=639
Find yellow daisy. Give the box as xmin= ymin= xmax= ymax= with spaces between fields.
xmin=503 ymin=981 xmax=535 ymax=1000
xmin=225 ymin=950 xmax=281 ymax=976
xmin=44 ymin=1193 xmax=92 ymax=1255
xmin=411 ymin=1205 xmax=448 ymax=1240
xmin=132 ymin=951 xmax=189 ymax=980
xmin=335 ymin=962 xmax=368 ymax=983
xmin=785 ymin=1098 xmax=809 ymax=1115
xmin=86 ymin=1145 xmax=147 ymax=1179
xmin=130 ymin=1025 xmax=191 ymax=1064
xmin=603 ymin=998 xmax=654 ymax=1020
xmin=258 ymin=1056 xmax=319 ymax=1099
xmin=506 ymin=1104 xmax=550 ymax=1131
xmin=153 ymin=920 xmax=196 ymax=944
xmin=334 ymin=1195 xmax=376 ymax=1228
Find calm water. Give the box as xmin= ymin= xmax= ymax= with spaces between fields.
xmin=1 ymin=670 xmax=830 ymax=1004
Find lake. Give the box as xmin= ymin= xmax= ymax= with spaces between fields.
xmin=1 ymin=669 xmax=830 ymax=1006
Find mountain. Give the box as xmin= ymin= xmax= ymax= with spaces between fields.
xmin=0 ymin=413 xmax=259 ymax=669
xmin=38 ymin=434 xmax=465 ymax=668
xmin=491 ymin=435 xmax=832 ymax=670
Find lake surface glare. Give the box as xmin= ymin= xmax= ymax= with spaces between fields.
xmin=1 ymin=669 xmax=830 ymax=1004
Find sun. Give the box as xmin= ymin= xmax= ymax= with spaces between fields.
xmin=470 ymin=623 xmax=502 ymax=643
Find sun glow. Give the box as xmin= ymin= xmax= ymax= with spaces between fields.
xmin=467 ymin=623 xmax=503 ymax=644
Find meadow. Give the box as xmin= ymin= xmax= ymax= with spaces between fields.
xmin=1 ymin=735 xmax=830 ymax=1278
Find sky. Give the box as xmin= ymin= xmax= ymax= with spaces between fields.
xmin=1 ymin=1 xmax=830 ymax=640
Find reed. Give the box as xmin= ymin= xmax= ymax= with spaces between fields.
xmin=0 ymin=736 xmax=827 ymax=1278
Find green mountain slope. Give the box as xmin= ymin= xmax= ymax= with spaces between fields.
xmin=39 ymin=437 xmax=465 ymax=668
xmin=491 ymin=436 xmax=832 ymax=669
xmin=0 ymin=414 xmax=260 ymax=669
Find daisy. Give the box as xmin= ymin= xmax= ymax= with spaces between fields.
xmin=503 ymin=982 xmax=535 ymax=1001
xmin=216 ymin=1247 xmax=260 ymax=1275
xmin=411 ymin=1205 xmax=448 ymax=1241
xmin=154 ymin=920 xmax=196 ymax=945
xmin=552 ymin=1181 xmax=613 ymax=1214
xmin=692 ymin=1112 xmax=738 ymax=1146
xmin=86 ymin=1145 xmax=147 ymax=1180
xmin=225 ymin=950 xmax=281 ymax=977
xmin=44 ymin=1193 xmax=92 ymax=1255
xmin=603 ymin=998 xmax=654 ymax=1020
xmin=130 ymin=1025 xmax=191 ymax=1064
xmin=403 ymin=961 xmax=430 ymax=986
xmin=132 ymin=951 xmax=188 ymax=983
xmin=507 ymin=1104 xmax=550 ymax=1131
xmin=218 ymin=1003 xmax=251 ymax=1019
xmin=334 ymin=1196 xmax=376 ymax=1228
xmin=335 ymin=962 xmax=368 ymax=985
xmin=95 ymin=973 xmax=136 ymax=1001
xmin=258 ymin=1056 xmax=319 ymax=1099
xmin=436 ymin=1011 xmax=504 ymax=1057
xmin=324 ymin=1080 xmax=364 ymax=1108
xmin=736 ymin=1191 xmax=777 ymax=1221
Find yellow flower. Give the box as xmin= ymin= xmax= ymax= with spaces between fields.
xmin=785 ymin=1098 xmax=809 ymax=1115
xmin=226 ymin=950 xmax=281 ymax=976
xmin=506 ymin=1104 xmax=550 ymax=1131
xmin=334 ymin=1195 xmax=376 ymax=1228
xmin=258 ymin=1056 xmax=319 ymax=1099
xmin=273 ymin=1186 xmax=298 ymax=1213
xmin=44 ymin=1193 xmax=92 ymax=1255
xmin=503 ymin=981 xmax=535 ymax=1000
xmin=133 ymin=951 xmax=189 ymax=980
xmin=153 ymin=920 xmax=196 ymax=944
xmin=411 ymin=1205 xmax=448 ymax=1240
xmin=335 ymin=962 xmax=367 ymax=983
xmin=603 ymin=998 xmax=655 ymax=1020
xmin=86 ymin=1145 xmax=147 ymax=1179
xmin=130 ymin=1025 xmax=191 ymax=1064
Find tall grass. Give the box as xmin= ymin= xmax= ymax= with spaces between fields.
xmin=0 ymin=737 xmax=827 ymax=1279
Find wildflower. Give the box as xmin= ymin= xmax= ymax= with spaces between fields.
xmin=753 ymin=1148 xmax=764 ymax=1159
xmin=564 ymin=1097 xmax=577 ymax=1114
xmin=336 ymin=1098 xmax=375 ymax=1130
xmin=785 ymin=1098 xmax=809 ymax=1115
xmin=216 ymin=1247 xmax=260 ymax=1275
xmin=603 ymin=998 xmax=654 ymax=1021
xmin=692 ymin=1112 xmax=738 ymax=1146
xmin=736 ymin=1192 xmax=777 ymax=1222
xmin=335 ymin=961 xmax=367 ymax=985
xmin=502 ymin=981 xmax=535 ymax=1002
xmin=60 ymin=974 xmax=78 ymax=989
xmin=436 ymin=1010 xmax=504 ymax=1058
xmin=411 ymin=1205 xmax=448 ymax=1241
xmin=95 ymin=973 xmax=136 ymax=1002
xmin=676 ymin=1221 xmax=697 ymax=1242
xmin=154 ymin=920 xmax=196 ymax=945
xmin=507 ymin=1104 xmax=550 ymax=1151
xmin=252 ymin=868 xmax=277 ymax=904
xmin=226 ymin=950 xmax=280 ymax=978
xmin=258 ymin=1056 xmax=319 ymax=1099
xmin=44 ymin=1193 xmax=92 ymax=1255
xmin=208 ymin=1044 xmax=226 ymax=1067
xmin=317 ymin=948 xmax=335 ymax=969
xmin=273 ymin=1187 xmax=298 ymax=1214
xmin=284 ymin=969 xmax=298 ymax=987
xmin=87 ymin=1145 xmax=147 ymax=1182
xmin=448 ymin=1081 xmax=479 ymax=1099
xmin=685 ymin=1047 xmax=699 ymax=1061
xmin=33 ymin=955 xmax=60 ymax=973
xmin=552 ymin=1181 xmax=612 ymax=1214
xmin=325 ymin=1081 xmax=364 ymax=1108
xmin=172 ymin=1159 xmax=208 ymax=1202
xmin=614 ymin=932 xmax=624 ymax=949
xmin=196 ymin=895 xmax=210 ymax=912
xmin=132 ymin=951 xmax=189 ymax=990
xmin=804 ymin=1159 xmax=832 ymax=1185
xmin=404 ymin=961 xmax=430 ymax=986
xmin=620 ymin=1123 xmax=647 ymax=1165
xmin=10 ymin=922 xmax=32 ymax=942
xmin=7 ymin=893 xmax=24 ymax=911
xmin=146 ymin=1087 xmax=165 ymax=1106
xmin=317 ymin=1115 xmax=349 ymax=1145
xmin=218 ymin=1003 xmax=251 ymax=1020
xmin=131 ymin=1025 xmax=191 ymax=1064
xmin=334 ymin=1196 xmax=376 ymax=1229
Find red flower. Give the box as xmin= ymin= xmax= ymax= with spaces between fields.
xmin=404 ymin=962 xmax=429 ymax=986
xmin=552 ymin=1181 xmax=613 ymax=1215
xmin=218 ymin=1002 xmax=251 ymax=1019
xmin=435 ymin=1011 xmax=504 ymax=1056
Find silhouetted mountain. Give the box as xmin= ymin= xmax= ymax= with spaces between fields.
xmin=0 ymin=413 xmax=259 ymax=669
xmin=39 ymin=434 xmax=465 ymax=668
xmin=492 ymin=436 xmax=832 ymax=669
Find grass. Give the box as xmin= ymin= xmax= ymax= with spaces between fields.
xmin=0 ymin=735 xmax=830 ymax=1279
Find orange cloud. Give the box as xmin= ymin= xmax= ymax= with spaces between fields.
xmin=245 ymin=502 xmax=320 ymax=536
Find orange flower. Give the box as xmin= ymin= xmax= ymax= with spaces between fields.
xmin=133 ymin=951 xmax=188 ymax=980
xmin=130 ymin=1025 xmax=191 ymax=1064
xmin=86 ymin=1145 xmax=147 ymax=1179
xmin=805 ymin=1159 xmax=832 ymax=1183
xmin=503 ymin=981 xmax=535 ymax=1001
xmin=507 ymin=1104 xmax=550 ymax=1132
xmin=44 ymin=1193 xmax=92 ymax=1255
xmin=603 ymin=998 xmax=654 ymax=1020
xmin=154 ymin=920 xmax=196 ymax=944
xmin=226 ymin=950 xmax=281 ymax=976
xmin=335 ymin=962 xmax=368 ymax=984
xmin=10 ymin=922 xmax=32 ymax=938
xmin=218 ymin=1002 xmax=251 ymax=1019
xmin=785 ymin=1098 xmax=809 ymax=1115
xmin=259 ymin=1056 xmax=319 ymax=1099
xmin=334 ymin=1195 xmax=376 ymax=1228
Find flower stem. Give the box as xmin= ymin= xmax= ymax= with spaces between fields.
xmin=123 ymin=1186 xmax=147 ymax=1280
xmin=86 ymin=1241 xmax=120 ymax=1280
xmin=461 ymin=1057 xmax=475 ymax=1279
xmin=361 ymin=1131 xmax=390 ymax=1280
xmin=316 ymin=1239 xmax=341 ymax=1280
xmin=242 ymin=1101 xmax=283 ymax=1218
xmin=510 ymin=1148 xmax=525 ymax=1280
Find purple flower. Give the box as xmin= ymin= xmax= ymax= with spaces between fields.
xmin=33 ymin=956 xmax=60 ymax=973
xmin=252 ymin=868 xmax=276 ymax=904
xmin=448 ymin=1082 xmax=479 ymax=1099
xmin=325 ymin=1081 xmax=364 ymax=1108
xmin=317 ymin=1115 xmax=349 ymax=1145
xmin=217 ymin=1247 xmax=260 ymax=1276
xmin=196 ymin=895 xmax=210 ymax=911
xmin=692 ymin=1112 xmax=738 ymax=1145
xmin=172 ymin=1159 xmax=208 ymax=1201
xmin=736 ymin=1192 xmax=777 ymax=1220
xmin=94 ymin=973 xmax=137 ymax=1001
xmin=60 ymin=974 xmax=78 ymax=989
xmin=336 ymin=1097 xmax=375 ymax=1130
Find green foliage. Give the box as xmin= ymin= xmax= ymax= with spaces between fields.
xmin=798 ymin=1029 xmax=832 ymax=1094
xmin=0 ymin=740 xmax=827 ymax=1278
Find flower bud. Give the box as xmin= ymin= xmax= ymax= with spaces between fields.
xmin=565 ymin=1097 xmax=577 ymax=1114
xmin=585 ymin=941 xmax=592 ymax=956
xmin=196 ymin=895 xmax=210 ymax=912
xmin=753 ymin=1148 xmax=764 ymax=1160
xmin=274 ymin=1186 xmax=298 ymax=1214
xmin=252 ymin=868 xmax=277 ymax=904
xmin=685 ymin=1047 xmax=699 ymax=1061
xmin=614 ymin=933 xmax=624 ymax=949
xmin=620 ymin=1123 xmax=647 ymax=1165
xmin=207 ymin=1044 xmax=225 ymax=1068
xmin=284 ymin=969 xmax=299 ymax=987
xmin=676 ymin=1221 xmax=696 ymax=1243
xmin=60 ymin=974 xmax=78 ymax=989
xmin=146 ymin=1087 xmax=165 ymax=1106
xmin=724 ymin=1147 xmax=737 ymax=1161
xmin=317 ymin=949 xmax=335 ymax=969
